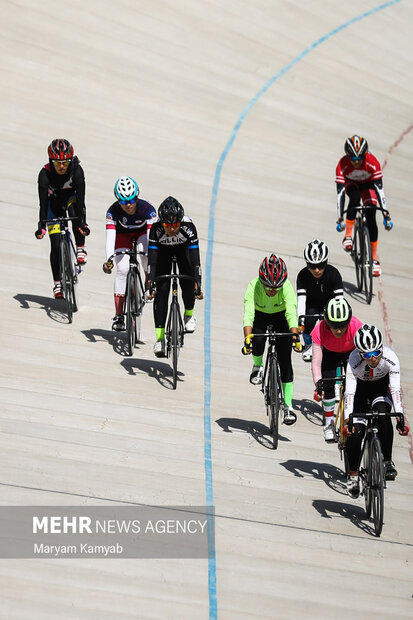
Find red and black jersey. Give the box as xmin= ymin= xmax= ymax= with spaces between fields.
xmin=336 ymin=152 xmax=382 ymax=186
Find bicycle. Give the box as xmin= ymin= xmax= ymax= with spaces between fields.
xmin=348 ymin=411 xmax=403 ymax=537
xmin=153 ymin=256 xmax=199 ymax=390
xmin=251 ymin=327 xmax=297 ymax=449
xmin=45 ymin=216 xmax=81 ymax=323
xmin=345 ymin=205 xmax=390 ymax=305
xmin=107 ymin=238 xmax=146 ymax=357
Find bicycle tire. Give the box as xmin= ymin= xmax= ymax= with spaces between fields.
xmin=69 ymin=240 xmax=79 ymax=313
xmin=353 ymin=218 xmax=363 ymax=291
xmin=134 ymin=269 xmax=145 ymax=343
xmin=126 ymin=271 xmax=137 ymax=356
xmin=60 ymin=239 xmax=73 ymax=323
xmin=370 ymin=437 xmax=384 ymax=537
xmin=171 ymin=302 xmax=179 ymax=389
xmin=363 ymin=437 xmax=372 ymax=518
xmin=362 ymin=225 xmax=373 ymax=304
xmin=266 ymin=359 xmax=280 ymax=450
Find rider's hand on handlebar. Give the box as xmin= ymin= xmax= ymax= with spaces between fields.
xmin=78 ymin=223 xmax=91 ymax=236
xmin=298 ymin=315 xmax=305 ymax=328
xmin=383 ymin=214 xmax=393 ymax=231
xmin=102 ymin=260 xmax=113 ymax=274
xmin=146 ymin=281 xmax=156 ymax=300
xmin=336 ymin=218 xmax=345 ymax=232
xmin=313 ymin=379 xmax=324 ymax=402
xmin=241 ymin=334 xmax=253 ymax=355
xmin=35 ymin=227 xmax=46 ymax=239
xmin=194 ymin=282 xmax=204 ymax=300
xmin=396 ymin=417 xmax=409 ymax=436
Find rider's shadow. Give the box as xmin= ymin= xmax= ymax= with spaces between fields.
xmin=292 ymin=398 xmax=322 ymax=426
xmin=343 ymin=280 xmax=374 ymax=304
xmin=215 ymin=417 xmax=291 ymax=450
xmin=280 ymin=459 xmax=347 ymax=495
xmin=312 ymin=499 xmax=373 ymax=535
xmin=14 ymin=293 xmax=68 ymax=323
xmin=120 ymin=357 xmax=183 ymax=390
xmin=81 ymin=328 xmax=141 ymax=357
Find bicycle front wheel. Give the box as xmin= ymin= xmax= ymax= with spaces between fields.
xmin=171 ymin=302 xmax=180 ymax=389
xmin=353 ymin=219 xmax=363 ymax=292
xmin=370 ymin=437 xmax=384 ymax=536
xmin=362 ymin=225 xmax=373 ymax=304
xmin=266 ymin=359 xmax=280 ymax=450
xmin=126 ymin=271 xmax=137 ymax=356
xmin=134 ymin=270 xmax=145 ymax=343
xmin=60 ymin=239 xmax=74 ymax=323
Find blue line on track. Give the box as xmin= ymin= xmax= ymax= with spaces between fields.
xmin=202 ymin=2 xmax=402 ymax=617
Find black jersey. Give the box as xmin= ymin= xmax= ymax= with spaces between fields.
xmin=296 ymin=264 xmax=343 ymax=317
xmin=38 ymin=156 xmax=86 ymax=223
xmin=148 ymin=216 xmax=201 ymax=285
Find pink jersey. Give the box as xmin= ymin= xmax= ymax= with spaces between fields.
xmin=336 ymin=153 xmax=382 ymax=186
xmin=311 ymin=317 xmax=363 ymax=353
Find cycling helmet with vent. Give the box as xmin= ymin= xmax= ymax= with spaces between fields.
xmin=158 ymin=196 xmax=184 ymax=223
xmin=114 ymin=176 xmax=139 ymax=203
xmin=259 ymin=254 xmax=288 ymax=288
xmin=344 ymin=135 xmax=368 ymax=160
xmin=48 ymin=139 xmax=74 ymax=161
xmin=324 ymin=297 xmax=352 ymax=329
xmin=354 ymin=324 xmax=383 ymax=353
xmin=304 ymin=239 xmax=329 ymax=265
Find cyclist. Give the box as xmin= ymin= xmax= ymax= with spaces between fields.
xmin=335 ymin=135 xmax=392 ymax=277
xmin=35 ymin=139 xmax=90 ymax=299
xmin=103 ymin=177 xmax=156 ymax=331
xmin=147 ymin=196 xmax=203 ymax=358
xmin=297 ymin=239 xmax=343 ymax=362
xmin=242 ymin=254 xmax=301 ymax=425
xmin=343 ymin=324 xmax=409 ymax=498
xmin=311 ymin=297 xmax=363 ymax=442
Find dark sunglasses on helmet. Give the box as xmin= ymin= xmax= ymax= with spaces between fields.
xmin=118 ymin=198 xmax=137 ymax=206
xmin=363 ymin=349 xmax=383 ymax=360
xmin=162 ymin=221 xmax=181 ymax=228
xmin=307 ymin=261 xmax=327 ymax=270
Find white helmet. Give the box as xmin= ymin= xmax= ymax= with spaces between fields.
xmin=304 ymin=239 xmax=329 ymax=265
xmin=354 ymin=324 xmax=383 ymax=353
xmin=114 ymin=176 xmax=139 ymax=203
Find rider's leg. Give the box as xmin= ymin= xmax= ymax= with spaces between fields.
xmin=114 ymin=252 xmax=130 ymax=316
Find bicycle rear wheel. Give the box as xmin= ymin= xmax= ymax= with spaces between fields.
xmin=266 ymin=359 xmax=280 ymax=450
xmin=171 ymin=302 xmax=179 ymax=389
xmin=60 ymin=240 xmax=74 ymax=323
xmin=370 ymin=437 xmax=384 ymax=537
xmin=353 ymin=219 xmax=363 ymax=292
xmin=363 ymin=439 xmax=372 ymax=518
xmin=126 ymin=271 xmax=137 ymax=356
xmin=362 ymin=225 xmax=373 ymax=304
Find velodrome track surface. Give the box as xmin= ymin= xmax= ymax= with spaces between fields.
xmin=1 ymin=0 xmax=413 ymax=618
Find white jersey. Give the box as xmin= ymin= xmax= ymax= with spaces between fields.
xmin=344 ymin=345 xmax=403 ymax=418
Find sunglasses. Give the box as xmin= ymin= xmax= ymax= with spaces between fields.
xmin=118 ymin=198 xmax=137 ymax=206
xmin=53 ymin=159 xmax=71 ymax=165
xmin=350 ymin=155 xmax=363 ymax=163
xmin=363 ymin=349 xmax=382 ymax=360
xmin=263 ymin=285 xmax=281 ymax=292
xmin=162 ymin=221 xmax=181 ymax=228
xmin=307 ymin=261 xmax=327 ymax=270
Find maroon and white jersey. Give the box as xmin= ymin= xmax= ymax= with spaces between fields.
xmin=344 ymin=345 xmax=403 ymax=417
xmin=336 ymin=152 xmax=383 ymax=186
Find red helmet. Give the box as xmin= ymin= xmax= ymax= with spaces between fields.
xmin=259 ymin=254 xmax=288 ymax=288
xmin=48 ymin=139 xmax=74 ymax=161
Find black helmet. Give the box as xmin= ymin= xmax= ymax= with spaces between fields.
xmin=344 ymin=135 xmax=368 ymax=160
xmin=158 ymin=196 xmax=184 ymax=223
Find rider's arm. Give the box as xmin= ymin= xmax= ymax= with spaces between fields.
xmin=311 ymin=342 xmax=323 ymax=384
xmin=373 ymin=178 xmax=387 ymax=212
xmin=296 ymin=269 xmax=307 ymax=322
xmin=185 ymin=222 xmax=202 ymax=288
xmin=147 ymin=224 xmax=160 ymax=285
xmin=336 ymin=182 xmax=346 ymax=220
xmin=386 ymin=348 xmax=403 ymax=414
xmin=282 ymin=279 xmax=299 ymax=329
xmin=243 ymin=279 xmax=257 ymax=328
xmin=72 ymin=164 xmax=86 ymax=223
xmin=343 ymin=354 xmax=357 ymax=419
xmin=105 ymin=207 xmax=116 ymax=261
xmin=37 ymin=168 xmax=49 ymax=225
xmin=331 ymin=265 xmax=344 ymax=297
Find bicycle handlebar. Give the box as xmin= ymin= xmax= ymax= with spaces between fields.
xmin=44 ymin=216 xmax=79 ymax=225
xmin=250 ymin=331 xmax=295 ymax=339
xmin=107 ymin=249 xmax=147 ymax=262
xmin=342 ymin=205 xmax=390 ymax=217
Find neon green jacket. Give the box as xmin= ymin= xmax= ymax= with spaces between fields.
xmin=243 ymin=277 xmax=298 ymax=329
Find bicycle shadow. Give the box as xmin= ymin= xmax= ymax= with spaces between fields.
xmin=280 ymin=459 xmax=347 ymax=495
xmin=215 ymin=417 xmax=291 ymax=450
xmin=81 ymin=328 xmax=137 ymax=356
xmin=312 ymin=499 xmax=374 ymax=536
xmin=14 ymin=293 xmax=69 ymax=324
xmin=292 ymin=398 xmax=323 ymax=426
xmin=343 ymin=280 xmax=374 ymax=304
xmin=120 ymin=357 xmax=183 ymax=390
